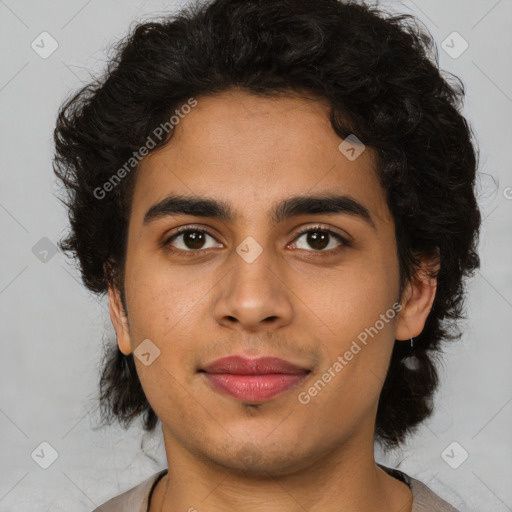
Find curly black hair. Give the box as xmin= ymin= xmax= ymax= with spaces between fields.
xmin=53 ymin=0 xmax=481 ymax=449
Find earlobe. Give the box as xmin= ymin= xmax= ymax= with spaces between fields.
xmin=395 ymin=255 xmax=439 ymax=341
xmin=107 ymin=283 xmax=132 ymax=356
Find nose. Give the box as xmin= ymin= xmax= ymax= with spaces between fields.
xmin=213 ymin=248 xmax=294 ymax=333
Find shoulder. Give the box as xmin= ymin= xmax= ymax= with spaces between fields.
xmin=378 ymin=464 xmax=460 ymax=512
xmin=91 ymin=469 xmax=168 ymax=512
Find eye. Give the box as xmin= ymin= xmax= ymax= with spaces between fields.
xmin=290 ymin=225 xmax=351 ymax=253
xmin=163 ymin=224 xmax=351 ymax=258
xmin=164 ymin=226 xmax=222 ymax=255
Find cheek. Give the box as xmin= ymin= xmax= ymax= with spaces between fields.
xmin=301 ymin=254 xmax=400 ymax=388
xmin=305 ymin=258 xmax=399 ymax=332
xmin=125 ymin=256 xmax=206 ymax=336
xmin=298 ymin=307 xmax=398 ymax=438
xmin=124 ymin=261 xmax=215 ymax=389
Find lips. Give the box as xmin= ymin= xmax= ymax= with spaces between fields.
xmin=199 ymin=356 xmax=311 ymax=402
xmin=201 ymin=356 xmax=310 ymax=375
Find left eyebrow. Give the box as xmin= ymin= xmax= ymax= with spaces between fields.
xmin=271 ymin=194 xmax=375 ymax=230
xmin=142 ymin=193 xmax=376 ymax=230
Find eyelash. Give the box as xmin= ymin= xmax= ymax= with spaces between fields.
xmin=163 ymin=224 xmax=351 ymax=257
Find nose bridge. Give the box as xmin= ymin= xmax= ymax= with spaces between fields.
xmin=233 ymin=238 xmax=275 ymax=292
xmin=213 ymin=235 xmax=293 ymax=330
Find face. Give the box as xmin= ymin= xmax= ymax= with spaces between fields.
xmin=109 ymin=89 xmax=435 ymax=475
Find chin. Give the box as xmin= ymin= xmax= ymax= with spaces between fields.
xmin=202 ymin=437 xmax=313 ymax=477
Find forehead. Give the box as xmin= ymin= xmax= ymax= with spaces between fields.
xmin=130 ymin=89 xmax=391 ymax=226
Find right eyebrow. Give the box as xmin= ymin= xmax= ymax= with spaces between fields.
xmin=143 ymin=195 xmax=232 ymax=225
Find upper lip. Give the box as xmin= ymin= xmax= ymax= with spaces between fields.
xmin=200 ymin=356 xmax=311 ymax=375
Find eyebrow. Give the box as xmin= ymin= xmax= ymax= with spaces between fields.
xmin=143 ymin=193 xmax=376 ymax=230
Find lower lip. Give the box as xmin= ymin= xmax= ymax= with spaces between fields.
xmin=202 ymin=373 xmax=309 ymax=402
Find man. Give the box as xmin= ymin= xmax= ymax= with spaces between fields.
xmin=53 ymin=0 xmax=480 ymax=510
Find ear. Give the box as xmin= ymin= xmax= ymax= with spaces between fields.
xmin=105 ymin=263 xmax=132 ymax=356
xmin=395 ymin=251 xmax=440 ymax=341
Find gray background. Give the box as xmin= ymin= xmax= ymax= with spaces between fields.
xmin=0 ymin=0 xmax=511 ymax=510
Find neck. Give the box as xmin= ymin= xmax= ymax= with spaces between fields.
xmin=150 ymin=424 xmax=412 ymax=512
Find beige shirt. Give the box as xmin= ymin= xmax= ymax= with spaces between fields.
xmin=92 ymin=464 xmax=459 ymax=511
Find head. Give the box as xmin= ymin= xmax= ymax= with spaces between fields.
xmin=53 ymin=0 xmax=480 ymax=459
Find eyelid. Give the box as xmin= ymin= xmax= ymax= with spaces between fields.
xmin=163 ymin=223 xmax=352 ymax=254
xmin=163 ymin=224 xmax=220 ymax=245
xmin=288 ymin=224 xmax=352 ymax=253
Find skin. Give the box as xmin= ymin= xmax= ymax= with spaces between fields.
xmin=108 ymin=88 xmax=437 ymax=512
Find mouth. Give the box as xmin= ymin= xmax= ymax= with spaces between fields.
xmin=198 ymin=355 xmax=312 ymax=402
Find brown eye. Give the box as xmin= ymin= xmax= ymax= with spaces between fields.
xmin=164 ymin=227 xmax=222 ymax=254
xmin=304 ymin=231 xmax=330 ymax=250
xmin=181 ymin=231 xmax=207 ymax=250
xmin=292 ymin=227 xmax=350 ymax=253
